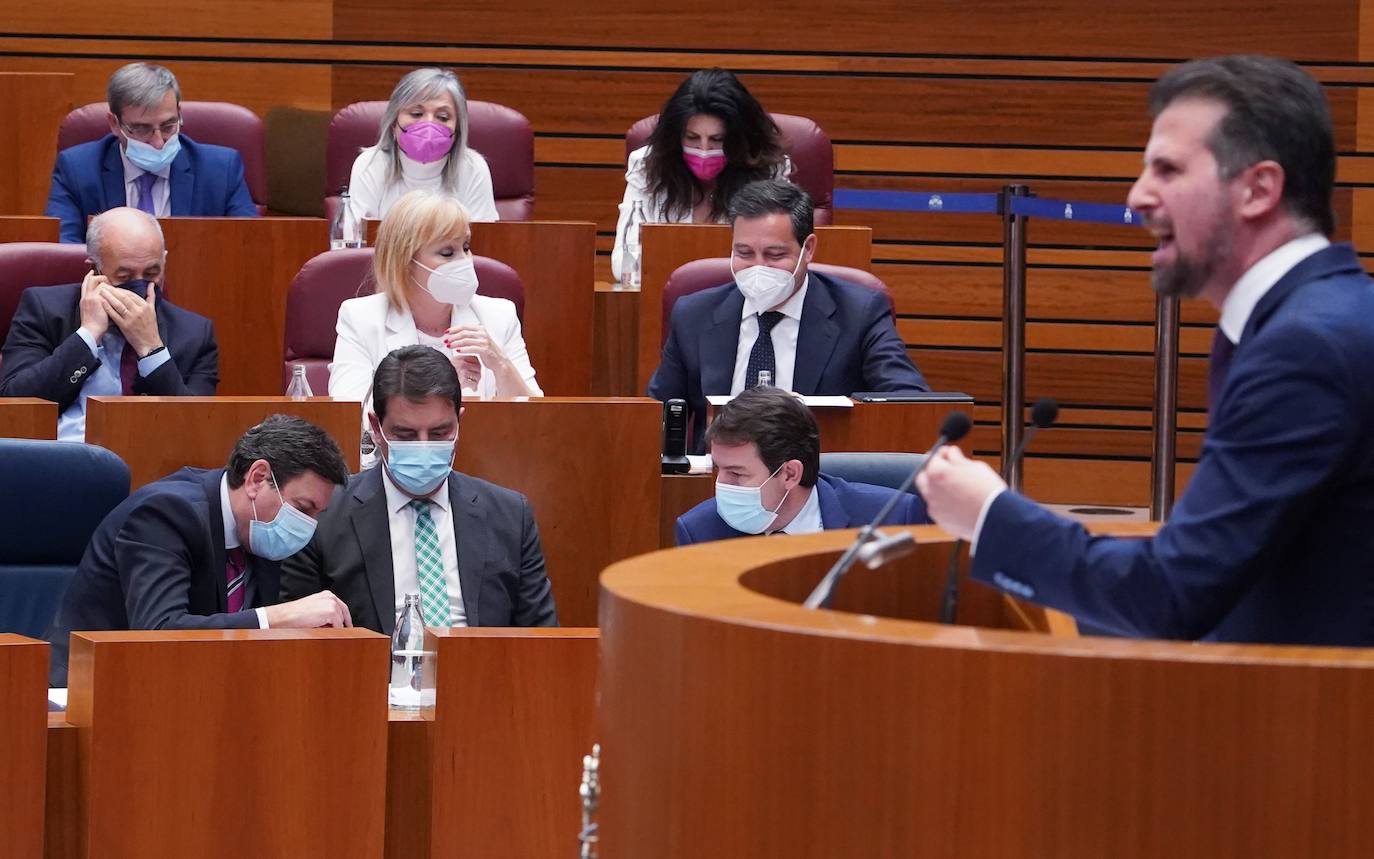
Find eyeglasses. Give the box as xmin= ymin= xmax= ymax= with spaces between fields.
xmin=119 ymin=116 xmax=183 ymax=142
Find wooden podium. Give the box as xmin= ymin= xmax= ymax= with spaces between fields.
xmin=599 ymin=526 xmax=1374 ymax=857
xmin=85 ymin=396 xmax=362 ymax=488
xmin=384 ymin=628 xmax=599 ymax=859
xmin=0 ymin=397 xmax=57 ymax=439
xmin=0 ymin=635 xmax=48 ymax=859
xmin=64 ymin=629 xmax=389 ymax=859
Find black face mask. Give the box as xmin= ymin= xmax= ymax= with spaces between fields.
xmin=115 ymin=279 xmax=151 ymax=299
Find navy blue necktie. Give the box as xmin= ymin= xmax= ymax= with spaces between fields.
xmin=1208 ymin=328 xmax=1236 ymax=409
xmin=744 ymin=311 xmax=785 ymax=388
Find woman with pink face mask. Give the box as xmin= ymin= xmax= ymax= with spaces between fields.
xmin=346 ymin=68 xmax=499 ymax=223
xmin=611 ymin=68 xmax=791 ymax=281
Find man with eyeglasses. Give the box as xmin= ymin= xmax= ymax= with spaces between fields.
xmin=44 ymin=62 xmax=257 ymax=243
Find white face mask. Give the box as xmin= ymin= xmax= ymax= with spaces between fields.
xmin=732 ymin=249 xmax=805 ymax=314
xmin=412 ymin=256 xmax=479 ymax=307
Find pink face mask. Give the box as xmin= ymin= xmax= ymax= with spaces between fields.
xmin=683 ymin=145 xmax=727 ymax=181
xmin=397 ymin=121 xmax=454 ymax=164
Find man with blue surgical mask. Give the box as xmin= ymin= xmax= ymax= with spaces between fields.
xmin=648 ymin=178 xmax=929 ymax=452
xmin=46 ymin=415 xmax=354 ymax=686
xmin=675 ymin=386 xmax=929 ymax=545
xmin=0 ymin=207 xmax=220 ymax=441
xmin=281 ymin=345 xmax=558 ymax=634
xmin=44 ymin=61 xmax=257 ymax=244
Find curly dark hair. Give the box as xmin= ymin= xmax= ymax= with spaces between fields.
xmin=643 ymin=68 xmax=786 ymax=224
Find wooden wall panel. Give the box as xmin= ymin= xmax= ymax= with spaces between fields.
xmin=5 ymin=0 xmax=332 ymax=39
xmin=333 ymin=65 xmax=1356 ymax=151
xmin=331 ymin=0 xmax=1357 ymax=60
xmin=0 ymin=57 xmax=332 ymax=117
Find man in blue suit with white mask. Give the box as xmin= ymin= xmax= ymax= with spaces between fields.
xmin=917 ymin=55 xmax=1374 ymax=647
xmin=45 ymin=62 xmax=257 ymax=243
xmin=648 ymin=179 xmax=928 ymax=452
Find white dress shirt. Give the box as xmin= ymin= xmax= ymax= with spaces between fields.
xmin=730 ymin=274 xmax=810 ymax=395
xmin=347 ymin=146 xmax=498 ymax=222
xmin=380 ymin=465 xmax=467 ymax=627
xmin=119 ymin=147 xmax=171 ymax=216
xmin=775 ymin=483 xmax=823 ymax=535
xmin=219 ymin=474 xmax=271 ymax=629
xmin=56 ymin=326 xmax=172 ymax=441
xmin=968 ymin=232 xmax=1333 ymax=554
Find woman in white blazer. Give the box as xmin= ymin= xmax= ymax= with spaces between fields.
xmin=330 ymin=189 xmax=541 ymax=416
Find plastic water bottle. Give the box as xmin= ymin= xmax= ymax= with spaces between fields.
xmin=331 ymin=188 xmax=364 ymax=250
xmin=619 ymin=200 xmax=646 ymax=291
xmin=389 ymin=593 xmax=433 ymax=710
xmin=285 ymin=364 xmax=313 ymax=399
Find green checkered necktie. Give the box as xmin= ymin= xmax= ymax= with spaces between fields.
xmin=408 ymin=499 xmax=451 ymax=628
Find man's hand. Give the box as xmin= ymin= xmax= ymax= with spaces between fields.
xmin=78 ymin=270 xmax=112 ymax=341
xmin=914 ymin=445 xmax=1008 ymax=541
xmin=101 ymin=282 xmax=163 ymax=356
xmin=264 ymin=590 xmax=353 ymax=628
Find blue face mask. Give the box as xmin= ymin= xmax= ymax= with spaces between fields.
xmin=379 ymin=427 xmax=457 ymax=496
xmin=247 ymin=470 xmax=317 ymax=561
xmin=714 ymin=463 xmax=791 ymax=535
xmin=124 ymin=132 xmax=182 ymax=174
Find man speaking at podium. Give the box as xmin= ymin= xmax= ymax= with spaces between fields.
xmin=917 ymin=55 xmax=1374 ymax=646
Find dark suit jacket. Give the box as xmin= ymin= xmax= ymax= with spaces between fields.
xmin=647 ymin=270 xmax=929 ymax=449
xmin=46 ymin=468 xmax=274 ymax=686
xmin=279 ymin=467 xmax=558 ymax=634
xmin=0 ymin=282 xmax=219 ymax=411
xmin=973 ymin=243 xmax=1374 ymax=646
xmin=45 ymin=133 xmax=258 ymax=243
xmin=676 ymin=473 xmax=929 ymax=545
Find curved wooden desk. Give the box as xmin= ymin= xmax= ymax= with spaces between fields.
xmin=599 ymin=525 xmax=1374 ymax=858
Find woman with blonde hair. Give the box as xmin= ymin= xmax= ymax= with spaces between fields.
xmin=330 ymin=189 xmax=540 ymax=411
xmin=346 ymin=67 xmax=499 ymax=222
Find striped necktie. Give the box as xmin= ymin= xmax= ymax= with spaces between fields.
xmin=226 ymin=547 xmax=247 ymax=613
xmin=409 ymin=499 xmax=451 ymax=628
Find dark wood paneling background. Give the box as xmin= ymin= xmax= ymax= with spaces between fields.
xmin=3 ymin=0 xmax=1373 ymax=505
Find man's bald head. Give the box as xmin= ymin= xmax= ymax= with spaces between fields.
xmin=85 ymin=207 xmax=166 ymax=285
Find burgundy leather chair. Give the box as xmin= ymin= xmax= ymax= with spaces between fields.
xmin=57 ymin=101 xmax=269 ymax=215
xmin=0 ymin=242 xmax=92 ymax=373
xmin=625 ymin=112 xmax=834 ymax=225
xmin=282 ymin=247 xmax=525 ymax=393
xmin=660 ymin=259 xmax=891 ymax=348
xmin=324 ymin=100 xmax=535 ymax=222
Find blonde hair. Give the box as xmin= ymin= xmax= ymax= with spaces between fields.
xmin=372 ymin=189 xmax=472 ymax=312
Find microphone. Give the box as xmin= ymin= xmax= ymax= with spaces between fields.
xmin=855 ymin=531 xmax=916 ymax=569
xmin=938 ymin=397 xmax=1058 ymax=624
xmin=803 ymin=410 xmax=972 ymax=610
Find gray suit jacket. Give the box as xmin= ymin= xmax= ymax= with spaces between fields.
xmin=279 ymin=467 xmax=557 ymax=634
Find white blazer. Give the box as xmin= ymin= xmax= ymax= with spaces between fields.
xmin=329 ymin=292 xmax=542 ymax=417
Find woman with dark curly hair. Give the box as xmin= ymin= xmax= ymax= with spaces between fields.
xmin=612 ymin=68 xmax=790 ymax=280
